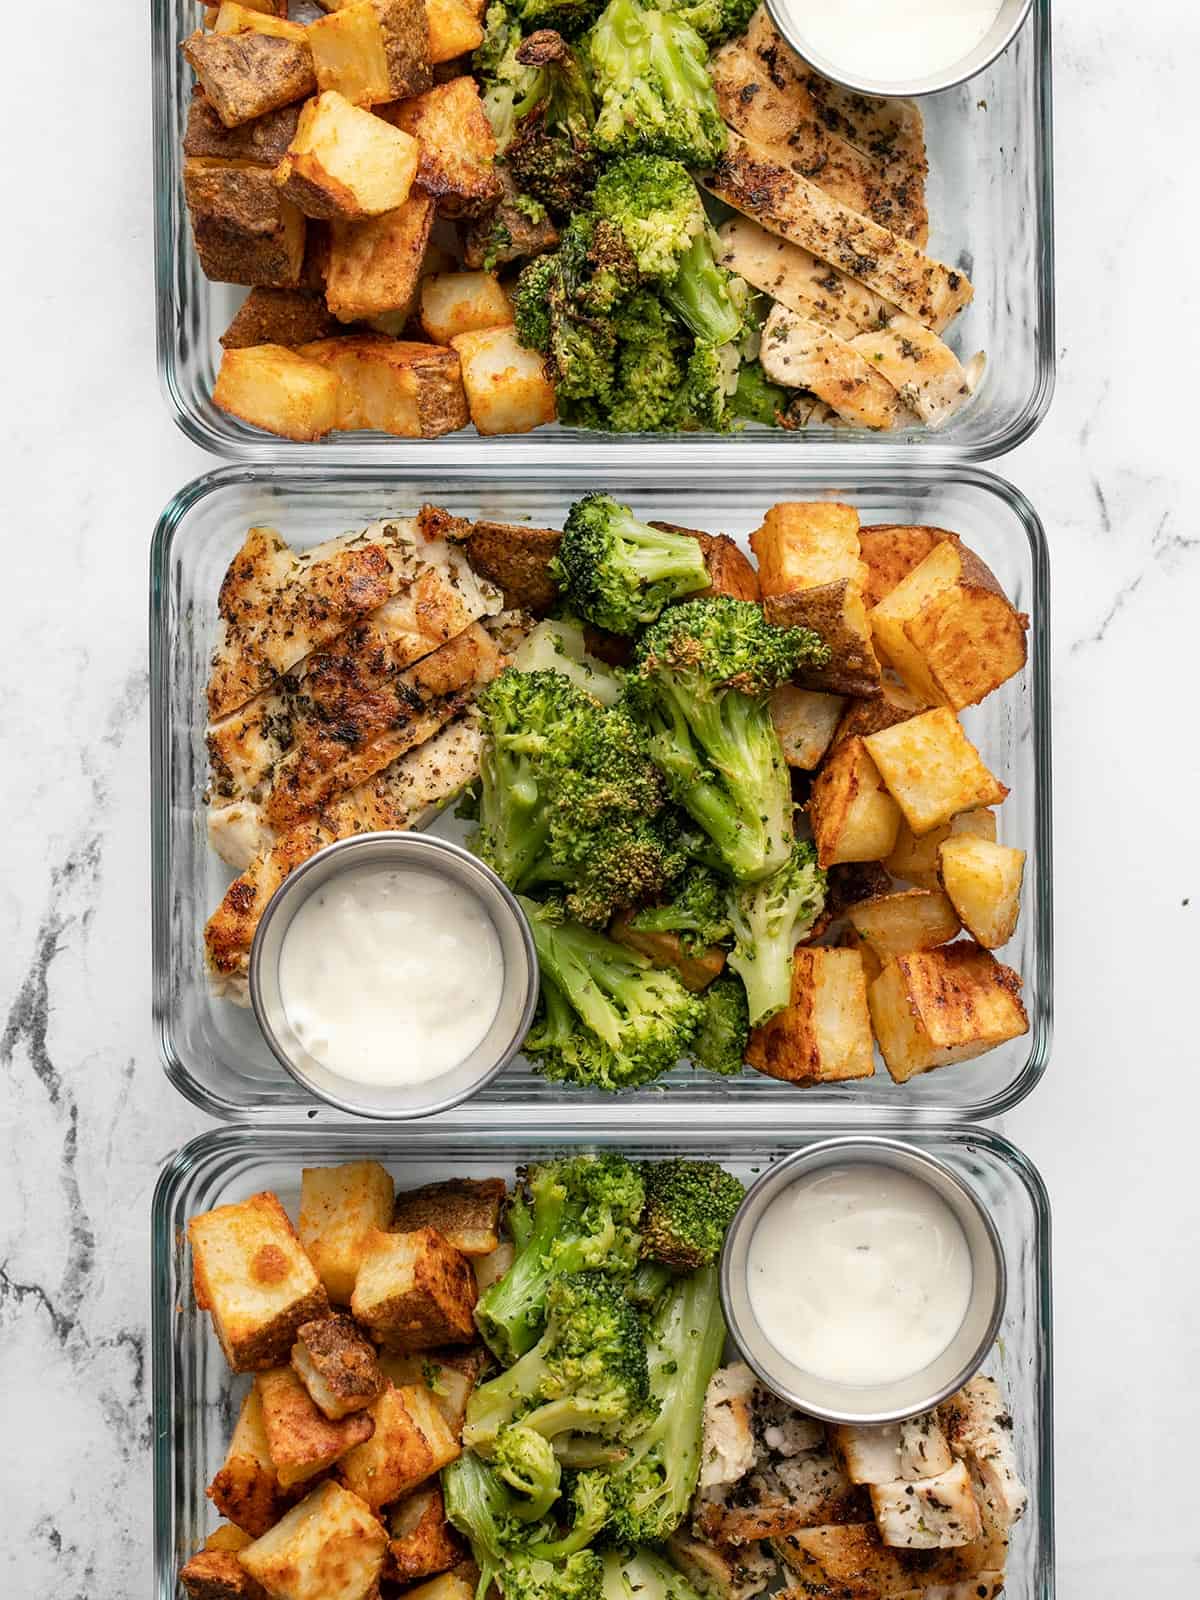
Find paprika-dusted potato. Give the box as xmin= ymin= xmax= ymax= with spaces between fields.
xmin=213 ymin=344 xmax=341 ymax=441
xmin=451 ymin=324 xmax=557 ymax=435
xmin=868 ymin=942 xmax=1028 ymax=1083
xmin=276 ymin=92 xmax=419 ymax=220
xmin=745 ymin=947 xmax=875 ymax=1085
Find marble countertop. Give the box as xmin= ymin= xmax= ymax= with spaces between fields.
xmin=2 ymin=1 xmax=1198 ymax=1594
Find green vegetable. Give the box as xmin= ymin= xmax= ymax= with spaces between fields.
xmin=504 ymin=31 xmax=599 ymax=215
xmin=525 ymin=1471 xmax=614 ymax=1559
xmin=494 ymin=1424 xmax=564 ymax=1521
xmin=662 ymin=229 xmax=745 ymax=346
xmin=691 ymin=972 xmax=749 ymax=1075
xmin=650 ymin=0 xmax=757 ymax=43
xmin=639 ymin=1158 xmax=744 ymax=1270
xmin=501 ymin=1551 xmax=606 ymax=1600
xmin=586 ymin=0 xmax=726 ymax=166
xmin=443 ymin=1450 xmax=543 ymax=1600
xmin=593 ymin=155 xmax=707 ymax=281
xmin=554 ymin=491 xmax=711 ymax=634
xmin=601 ymin=1549 xmax=708 ymax=1600
xmin=726 ymin=838 xmax=827 ymax=1024
xmin=628 ymin=864 xmax=732 ymax=955
xmin=731 ymin=359 xmax=787 ymax=427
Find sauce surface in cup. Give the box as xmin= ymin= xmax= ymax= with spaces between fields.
xmin=778 ymin=0 xmax=1004 ymax=86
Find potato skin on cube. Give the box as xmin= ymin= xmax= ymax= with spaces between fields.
xmin=868 ymin=941 xmax=1029 ymax=1083
xmin=764 ymin=582 xmax=882 ymax=697
xmin=463 ymin=521 xmax=561 ymax=613
xmin=237 ymin=1479 xmax=388 ymax=1600
xmin=179 ymin=1547 xmax=268 ymax=1600
xmin=184 ymin=90 xmax=300 ymax=165
xmin=221 ymin=288 xmax=340 ymax=350
xmin=451 ymin=324 xmax=557 ymax=435
xmin=745 ymin=947 xmax=875 ymax=1085
xmin=292 ymin=1313 xmax=384 ymax=1419
xmin=213 ymin=345 xmax=341 ymax=441
xmin=857 ymin=524 xmax=956 ymax=608
xmin=185 ymin=159 xmax=307 ymax=287
xmin=390 ymin=1178 xmax=507 ymax=1256
xmin=276 ymin=92 xmax=420 ymax=220
xmin=351 ymin=1226 xmax=478 ymax=1348
xmin=182 ymin=30 xmax=317 ymax=128
xmin=299 ymin=336 xmax=468 ymax=437
xmin=937 ymin=836 xmax=1025 ymax=949
xmin=388 ymin=1486 xmax=463 ymax=1583
xmin=337 ymin=1381 xmax=462 ymax=1508
xmin=383 ymin=77 xmax=502 ymax=217
xmin=807 ymin=736 xmax=902 ymax=869
xmin=308 ymin=0 xmax=432 ymax=106
xmin=256 ymin=1364 xmax=376 ymax=1488
xmin=864 ymin=708 xmax=1008 ymax=837
xmin=832 ymin=681 xmax=926 ymax=747
xmin=299 ymin=1160 xmax=396 ymax=1306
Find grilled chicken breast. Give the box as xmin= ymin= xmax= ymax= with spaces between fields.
xmin=869 ymin=1460 xmax=983 ymax=1550
xmin=938 ymin=1377 xmax=1028 ymax=1528
xmin=718 ymin=217 xmax=898 ymax=341
xmin=760 ymin=303 xmax=908 ymax=430
xmin=850 ymin=316 xmax=983 ymax=429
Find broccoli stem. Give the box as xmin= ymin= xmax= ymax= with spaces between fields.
xmin=662 ymin=231 xmax=743 ymax=345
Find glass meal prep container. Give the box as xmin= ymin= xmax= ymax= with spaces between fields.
xmin=150 ymin=461 xmax=1052 ymax=1122
xmin=151 ymin=1121 xmax=1054 ymax=1600
xmin=150 ymin=0 xmax=1054 ymax=463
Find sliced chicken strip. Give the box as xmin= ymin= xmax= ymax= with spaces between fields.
xmin=718 ymin=217 xmax=897 ymax=341
xmin=828 ymin=1422 xmax=902 ymax=1486
xmin=667 ymin=1533 xmax=777 ymax=1600
xmin=698 ymin=1450 xmax=867 ymax=1546
xmin=898 ymin=1414 xmax=953 ymax=1481
xmin=700 ymin=1363 xmax=759 ymax=1490
xmin=938 ymin=1377 xmax=1028 ymax=1528
xmin=760 ymin=303 xmax=908 ymax=430
xmin=850 ymin=316 xmax=984 ymax=429
xmin=869 ymin=1460 xmax=983 ymax=1550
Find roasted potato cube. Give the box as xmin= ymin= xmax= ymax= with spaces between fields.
xmin=292 ymin=1314 xmax=384 ymax=1419
xmin=770 ymin=686 xmax=845 ymax=770
xmin=299 ymin=335 xmax=468 ymax=436
xmin=832 ymin=680 xmax=927 ymax=746
xmin=184 ymin=89 xmax=301 ymax=165
xmin=221 ymin=288 xmax=340 ymax=349
xmin=384 ymin=77 xmax=501 ymax=216
xmin=182 ymin=30 xmax=316 ymax=128
xmin=352 ymin=1226 xmax=478 ymax=1347
xmin=858 ymin=524 xmax=955 ymax=609
xmin=844 ymin=889 xmax=961 ymax=957
xmin=325 ymin=190 xmax=437 ymax=321
xmin=389 ymin=1486 xmax=462 ymax=1582
xmin=256 ymin=1365 xmax=376 ymax=1489
xmin=609 ymin=912 xmax=726 ymax=993
xmin=471 ymin=1242 xmax=514 ymax=1295
xmin=749 ymin=502 xmax=867 ymax=597
xmin=870 ymin=538 xmax=1028 ymax=709
xmin=865 ymin=709 xmax=1008 ymax=836
xmin=937 ymin=837 xmax=1025 ymax=949
xmin=189 ymin=1191 xmax=330 ymax=1372
xmin=213 ymin=2 xmax=309 ymax=40
xmin=205 ymin=1526 xmax=255 ymax=1554
xmin=745 ymin=947 xmax=875 ymax=1085
xmin=807 ymin=737 xmax=901 ymax=869
xmin=309 ymin=0 xmax=432 ymax=104
xmin=185 ymin=158 xmax=306 ymax=287
xmin=391 ymin=1179 xmax=506 ymax=1256
xmin=763 ymin=582 xmax=882 ymax=697
xmin=378 ymin=1346 xmax=488 ymax=1436
xmin=464 ymin=520 xmax=561 ymax=612
xmin=451 ymin=324 xmax=556 ymax=435
xmin=276 ymin=91 xmax=419 ymax=219
xmin=868 ymin=943 xmax=1029 ymax=1082
xmin=238 ymin=1480 xmax=388 ymax=1600
xmin=299 ymin=1161 xmax=396 ymax=1306
xmin=337 ymin=1381 xmax=461 ymax=1508
xmin=885 ymin=808 xmax=996 ymax=890
xmin=419 ymin=271 xmax=512 ymax=344
xmin=425 ymin=0 xmax=485 ymax=61
xmin=213 ymin=344 xmax=340 ymax=440
xmin=180 ymin=1547 xmax=267 ymax=1600
xmin=223 ymin=0 xmax=289 ymax=13
xmin=207 ymin=1386 xmax=294 ymax=1538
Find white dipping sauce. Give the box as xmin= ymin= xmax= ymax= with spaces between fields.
xmin=747 ymin=1164 xmax=973 ymax=1386
xmin=278 ymin=865 xmax=505 ymax=1088
xmin=784 ymin=0 xmax=1004 ymax=84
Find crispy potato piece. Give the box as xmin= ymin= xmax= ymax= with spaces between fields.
xmin=213 ymin=344 xmax=340 ymax=440
xmin=184 ymin=89 xmax=301 ymax=164
xmin=190 ymin=1191 xmax=330 ymax=1373
xmin=221 ymin=288 xmax=340 ymax=349
xmin=844 ymin=888 xmax=961 ymax=957
xmin=384 ymin=77 xmax=501 ymax=215
xmin=745 ymin=947 xmax=875 ymax=1085
xmin=870 ymin=539 xmax=1028 ymax=709
xmin=213 ymin=2 xmax=308 ymax=40
xmin=425 ymin=0 xmax=484 ymax=61
xmin=865 ymin=709 xmax=1008 ymax=836
xmin=609 ymin=912 xmax=727 ymax=993
xmin=868 ymin=942 xmax=1029 ymax=1082
xmin=885 ymin=807 xmax=996 ymax=891
xmin=325 ymin=190 xmax=437 ymax=321
xmin=207 ymin=1386 xmax=295 ymax=1538
xmin=464 ymin=520 xmax=561 ymax=612
xmin=205 ymin=1526 xmax=255 ymax=1554
xmin=292 ymin=1314 xmax=384 ymax=1419
xmin=937 ymin=837 xmax=1025 ymax=949
xmin=391 ymin=1179 xmax=506 ymax=1256
xmin=771 ymin=686 xmax=846 ymax=770
xmin=763 ymin=583 xmax=882 ymax=697
xmin=825 ymin=860 xmax=893 ymax=916
xmin=858 ymin=524 xmax=955 ymax=609
xmin=420 ymin=271 xmax=511 ymax=344
xmin=378 ymin=1346 xmax=488 ymax=1436
xmin=299 ymin=336 xmax=468 ymax=437
xmin=750 ymin=502 xmax=866 ymax=597
xmin=338 ymin=1382 xmax=461 ymax=1509
xmin=276 ymin=91 xmax=419 ymax=219
xmin=182 ymin=30 xmax=316 ymax=127
xmin=299 ymin=1161 xmax=396 ymax=1305
xmin=807 ymin=737 xmax=901 ymax=869
xmin=185 ymin=159 xmax=306 ymax=287
xmin=389 ymin=1486 xmax=463 ymax=1582
xmin=238 ymin=1480 xmax=388 ymax=1600
xmin=352 ymin=1226 xmax=478 ymax=1348
xmin=472 ymin=1241 xmax=514 ymax=1295
xmin=256 ymin=1365 xmax=375 ymax=1489
xmin=832 ymin=680 xmax=927 ymax=745
xmin=180 ymin=1547 xmax=267 ymax=1600
xmin=452 ymin=324 xmax=556 ymax=434
xmin=308 ymin=0 xmax=432 ymax=105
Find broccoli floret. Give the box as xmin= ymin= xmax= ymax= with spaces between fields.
xmin=626 ymin=598 xmax=830 ymax=881
xmin=731 ymin=359 xmax=787 ymax=426
xmin=506 ymin=31 xmax=599 ymax=215
xmin=607 ymin=1266 xmax=727 ymax=1543
xmin=502 ymin=1551 xmax=606 ymax=1600
xmin=554 ymin=492 xmax=711 ymax=635
xmin=522 ymin=899 xmax=703 ymax=1090
xmin=514 ymin=255 xmax=559 ymax=352
xmin=517 ymin=0 xmax=607 ymax=36
xmin=526 ymin=1471 xmax=614 ymax=1559
xmin=586 ymin=0 xmax=726 ymax=166
xmin=605 ymin=291 xmax=691 ymax=432
xmin=601 ymin=1549 xmax=708 ymax=1600
xmin=476 ymin=4 xmax=547 ymax=149
xmin=691 ymin=972 xmax=749 ymax=1075
xmin=628 ymin=865 xmax=731 ymax=954
xmin=494 ymin=1424 xmax=564 ymax=1520
xmin=475 ymin=1153 xmax=645 ymax=1363
xmin=639 ymin=1159 xmax=744 ymax=1270
xmin=512 ymin=617 xmax=622 ymax=705
xmin=466 ymin=1272 xmax=654 ymax=1453
xmin=652 ymin=0 xmax=756 ymax=43
xmin=626 ymin=1258 xmax=675 ymax=1310
xmin=677 ymin=337 xmax=736 ymax=431
xmin=726 ymin=838 xmax=827 ymax=1025
xmin=592 ymin=155 xmax=706 ymax=281
xmin=559 ymin=214 xmax=640 ymax=315
xmin=444 ymin=1450 xmax=544 ymax=1600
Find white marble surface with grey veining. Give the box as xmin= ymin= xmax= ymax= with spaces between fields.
xmin=1 ymin=1 xmax=1199 ymax=1595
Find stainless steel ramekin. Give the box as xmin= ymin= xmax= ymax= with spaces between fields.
xmin=249 ymin=833 xmax=538 ymax=1120
xmin=720 ymin=1136 xmax=1005 ymax=1424
xmin=764 ymin=0 xmax=1035 ymax=98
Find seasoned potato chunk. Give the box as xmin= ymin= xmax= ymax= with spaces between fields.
xmin=213 ymin=344 xmax=340 ymax=440
xmin=389 ymin=1486 xmax=462 ymax=1582
xmin=858 ymin=524 xmax=954 ymax=608
xmin=337 ymin=1381 xmax=461 ymax=1508
xmin=179 ymin=1546 xmax=266 ymax=1600
xmin=691 ymin=531 xmax=760 ymax=602
xmin=833 ymin=681 xmax=927 ymax=746
xmin=749 ymin=502 xmax=866 ymax=597
xmin=308 ymin=0 xmax=432 ymax=105
xmin=745 ymin=947 xmax=875 ymax=1085
xmin=256 ymin=1365 xmax=375 ymax=1489
xmin=292 ymin=1314 xmax=384 ymax=1419
xmin=391 ymin=1179 xmax=507 ymax=1256
xmin=221 ymin=288 xmax=340 ymax=350
xmin=770 ymin=687 xmax=845 ymax=770
xmin=807 ymin=737 xmax=902 ymax=869
xmin=868 ymin=943 xmax=1029 ymax=1082
xmin=205 ymin=1526 xmax=256 ymax=1554
xmin=325 ymin=190 xmax=437 ymax=321
xmin=420 ymin=272 xmax=511 ymax=344
xmin=184 ymin=89 xmax=300 ymax=165
xmin=610 ymin=913 xmax=726 ymax=993
xmin=378 ymin=1346 xmax=488 ymax=1436
xmin=844 ymin=889 xmax=961 ymax=957
xmin=182 ymin=30 xmax=316 ymax=128
xmin=937 ymin=837 xmax=1025 ymax=949
xmin=425 ymin=0 xmax=485 ymax=61
xmin=213 ymin=2 xmax=308 ymax=40
xmin=299 ymin=1161 xmax=396 ymax=1305
xmin=472 ymin=1242 xmax=514 ymax=1295
xmin=299 ymin=336 xmax=468 ymax=437
xmin=464 ymin=520 xmax=561 ymax=612
xmin=384 ymin=77 xmax=501 ymax=215
xmin=185 ymin=159 xmax=306 ymax=287
xmin=865 ymin=709 xmax=1008 ymax=836
xmin=207 ymin=1386 xmax=294 ymax=1538
xmin=238 ymin=1480 xmax=388 ymax=1600
xmin=764 ymin=582 xmax=882 ymax=697
xmin=352 ymin=1226 xmax=478 ymax=1348
xmin=885 ymin=808 xmax=996 ymax=891
xmin=451 ymin=324 xmax=557 ymax=435
xmin=276 ymin=91 xmax=419 ymax=219
xmin=190 ymin=1191 xmax=329 ymax=1372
